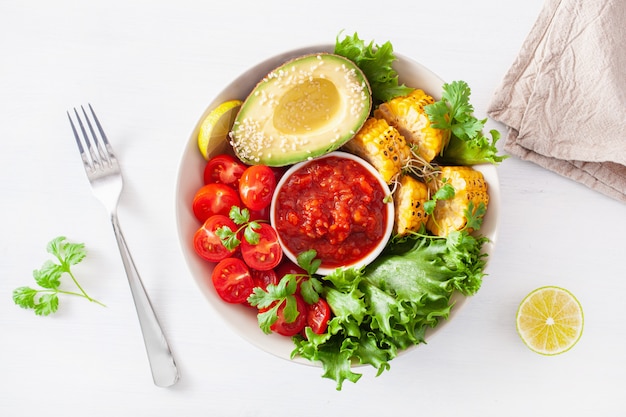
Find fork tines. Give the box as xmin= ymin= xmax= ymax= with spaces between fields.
xmin=67 ymin=104 xmax=118 ymax=174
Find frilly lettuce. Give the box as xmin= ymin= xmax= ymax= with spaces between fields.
xmin=292 ymin=230 xmax=488 ymax=390
xmin=334 ymin=32 xmax=413 ymax=104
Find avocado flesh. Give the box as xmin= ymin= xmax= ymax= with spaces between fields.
xmin=231 ymin=53 xmax=372 ymax=166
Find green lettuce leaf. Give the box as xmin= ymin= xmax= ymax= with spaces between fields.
xmin=291 ymin=231 xmax=488 ymax=390
xmin=334 ymin=32 xmax=413 ymax=103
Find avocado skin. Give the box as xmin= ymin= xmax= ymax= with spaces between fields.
xmin=231 ymin=53 xmax=372 ymax=167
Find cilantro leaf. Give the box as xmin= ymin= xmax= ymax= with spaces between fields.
xmin=217 ymin=206 xmax=263 ymax=250
xmin=425 ymin=80 xmax=478 ymax=136
xmin=335 ymin=32 xmax=413 ymax=103
xmin=229 ymin=206 xmax=250 ymax=225
xmin=215 ymin=225 xmax=240 ymax=251
xmin=282 ymin=295 xmax=299 ymax=323
xmin=296 ymin=249 xmax=321 ymax=276
xmin=425 ymin=80 xmax=507 ymax=165
xmin=48 ymin=236 xmax=86 ymax=270
xmin=248 ymin=274 xmax=299 ymax=333
xmin=464 ymin=201 xmax=487 ymax=231
xmin=34 ymin=293 xmax=59 ymax=316
xmin=12 ymin=286 xmax=37 ymax=309
xmin=299 ymin=278 xmax=320 ymax=304
xmin=12 ymin=236 xmax=104 ymax=316
xmin=424 ymin=183 xmax=455 ymax=215
xmin=243 ymin=222 xmax=261 ymax=245
xmin=33 ymin=261 xmax=62 ymax=289
xmin=248 ymin=251 xmax=326 ymax=334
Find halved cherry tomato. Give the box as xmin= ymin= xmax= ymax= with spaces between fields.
xmin=250 ymin=268 xmax=279 ymax=291
xmin=307 ymin=298 xmax=331 ymax=335
xmin=192 ymin=183 xmax=241 ymax=223
xmin=203 ymin=154 xmax=247 ymax=188
xmin=239 ymin=165 xmax=276 ymax=211
xmin=270 ymin=294 xmax=308 ymax=336
xmin=211 ymin=257 xmax=254 ymax=304
xmin=193 ymin=215 xmax=238 ymax=262
xmin=275 ymin=260 xmax=307 ymax=280
xmin=240 ymin=223 xmax=283 ymax=271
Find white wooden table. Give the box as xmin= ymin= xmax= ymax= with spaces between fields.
xmin=2 ymin=0 xmax=625 ymax=415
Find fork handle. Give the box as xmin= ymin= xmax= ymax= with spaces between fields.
xmin=111 ymin=213 xmax=180 ymax=387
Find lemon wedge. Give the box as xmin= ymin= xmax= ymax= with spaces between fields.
xmin=516 ymin=286 xmax=584 ymax=355
xmin=197 ymin=99 xmax=242 ymax=160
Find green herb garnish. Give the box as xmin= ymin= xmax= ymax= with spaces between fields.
xmin=425 ymin=80 xmax=507 ymax=165
xmin=12 ymin=236 xmax=105 ymax=316
xmin=216 ymin=206 xmax=262 ymax=250
xmin=334 ymin=32 xmax=413 ymax=103
xmin=248 ymin=250 xmax=323 ymax=333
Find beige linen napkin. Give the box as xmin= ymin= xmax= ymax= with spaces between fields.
xmin=487 ymin=0 xmax=626 ymax=203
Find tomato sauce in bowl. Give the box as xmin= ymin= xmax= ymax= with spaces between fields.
xmin=271 ymin=151 xmax=394 ymax=275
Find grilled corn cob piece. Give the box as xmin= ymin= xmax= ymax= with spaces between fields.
xmin=374 ymin=89 xmax=444 ymax=163
xmin=394 ymin=174 xmax=429 ymax=236
xmin=344 ymin=117 xmax=411 ymax=183
xmin=426 ymin=166 xmax=489 ymax=237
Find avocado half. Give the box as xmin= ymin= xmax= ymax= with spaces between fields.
xmin=231 ymin=53 xmax=372 ymax=167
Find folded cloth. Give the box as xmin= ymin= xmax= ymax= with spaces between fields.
xmin=487 ymin=0 xmax=626 ymax=203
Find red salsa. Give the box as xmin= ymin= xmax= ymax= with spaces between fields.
xmin=273 ymin=156 xmax=388 ymax=268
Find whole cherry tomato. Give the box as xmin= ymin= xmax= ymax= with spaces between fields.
xmin=239 ymin=165 xmax=276 ymax=211
xmin=192 ymin=183 xmax=241 ymax=223
xmin=203 ymin=154 xmax=247 ymax=188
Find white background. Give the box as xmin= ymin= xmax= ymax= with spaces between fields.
xmin=2 ymin=0 xmax=625 ymax=415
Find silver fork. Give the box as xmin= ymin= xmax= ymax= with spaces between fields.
xmin=68 ymin=104 xmax=179 ymax=387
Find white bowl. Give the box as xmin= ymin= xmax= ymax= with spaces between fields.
xmin=270 ymin=151 xmax=394 ymax=276
xmin=175 ymin=44 xmax=500 ymax=364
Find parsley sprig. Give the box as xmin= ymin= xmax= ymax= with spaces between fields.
xmin=12 ymin=236 xmax=105 ymax=316
xmin=248 ymin=250 xmax=323 ymax=333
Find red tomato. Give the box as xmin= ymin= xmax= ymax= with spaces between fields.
xmin=275 ymin=259 xmax=308 ymax=293
xmin=240 ymin=223 xmax=283 ymax=271
xmin=275 ymin=260 xmax=307 ymax=279
xmin=192 ymin=183 xmax=241 ymax=223
xmin=248 ymin=205 xmax=270 ymax=222
xmin=193 ymin=215 xmax=238 ymax=262
xmin=250 ymin=268 xmax=279 ymax=291
xmin=203 ymin=154 xmax=247 ymax=188
xmin=270 ymin=166 xmax=287 ymax=182
xmin=211 ymin=257 xmax=254 ymax=304
xmin=271 ymin=294 xmax=308 ymax=336
xmin=307 ymin=298 xmax=331 ymax=335
xmin=239 ymin=165 xmax=276 ymax=211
